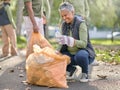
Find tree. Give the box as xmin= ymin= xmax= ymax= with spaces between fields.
xmin=16 ymin=0 xmax=24 ymax=36
xmin=88 ymin=0 xmax=117 ymax=28
xmin=114 ymin=0 xmax=120 ymax=31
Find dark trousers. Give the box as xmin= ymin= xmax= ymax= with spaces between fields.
xmin=62 ymin=50 xmax=94 ymax=74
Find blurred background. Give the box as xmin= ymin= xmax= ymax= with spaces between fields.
xmin=0 ymin=0 xmax=120 ymax=64
xmin=0 ymin=0 xmax=119 ymax=40
xmin=0 ymin=0 xmax=120 ymax=40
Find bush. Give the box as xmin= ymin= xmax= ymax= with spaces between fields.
xmin=17 ymin=36 xmax=27 ymax=49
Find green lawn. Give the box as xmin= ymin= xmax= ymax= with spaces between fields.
xmin=91 ymin=39 xmax=120 ymax=45
xmin=91 ymin=39 xmax=120 ymax=64
xmin=0 ymin=37 xmax=120 ymax=64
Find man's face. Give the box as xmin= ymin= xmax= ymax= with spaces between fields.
xmin=60 ymin=9 xmax=74 ymax=24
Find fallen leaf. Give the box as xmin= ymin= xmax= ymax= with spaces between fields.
xmin=21 ymin=81 xmax=29 ymax=85
xmin=97 ymin=75 xmax=107 ymax=79
xmin=19 ymin=74 xmax=24 ymax=77
xmin=9 ymin=69 xmax=14 ymax=73
xmin=25 ymin=87 xmax=31 ymax=90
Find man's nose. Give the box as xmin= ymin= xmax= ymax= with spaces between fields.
xmin=62 ymin=16 xmax=66 ymax=20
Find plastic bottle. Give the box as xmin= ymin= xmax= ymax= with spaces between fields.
xmin=55 ymin=27 xmax=61 ymax=38
xmin=55 ymin=27 xmax=61 ymax=43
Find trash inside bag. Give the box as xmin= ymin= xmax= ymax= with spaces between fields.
xmin=26 ymin=32 xmax=53 ymax=58
xmin=26 ymin=45 xmax=70 ymax=88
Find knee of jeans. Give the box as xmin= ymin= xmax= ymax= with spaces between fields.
xmin=78 ymin=50 xmax=88 ymax=54
xmin=75 ymin=50 xmax=89 ymax=59
xmin=74 ymin=51 xmax=89 ymax=64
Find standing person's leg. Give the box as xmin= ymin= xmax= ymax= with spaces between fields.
xmin=4 ymin=24 xmax=17 ymax=56
xmin=1 ymin=26 xmax=9 ymax=57
xmin=23 ymin=16 xmax=44 ymax=41
xmin=23 ymin=16 xmax=44 ymax=58
xmin=23 ymin=16 xmax=33 ymax=43
xmin=36 ymin=17 xmax=44 ymax=36
xmin=23 ymin=16 xmax=33 ymax=58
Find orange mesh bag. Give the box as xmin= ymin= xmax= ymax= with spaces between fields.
xmin=26 ymin=32 xmax=53 ymax=58
xmin=26 ymin=46 xmax=70 ymax=88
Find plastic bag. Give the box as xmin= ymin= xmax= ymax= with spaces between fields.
xmin=26 ymin=46 xmax=70 ymax=88
xmin=26 ymin=32 xmax=53 ymax=58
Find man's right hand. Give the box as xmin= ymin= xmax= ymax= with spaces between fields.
xmin=33 ymin=25 xmax=39 ymax=33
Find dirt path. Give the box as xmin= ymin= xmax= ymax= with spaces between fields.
xmin=0 ymin=45 xmax=120 ymax=90
xmin=88 ymin=61 xmax=120 ymax=90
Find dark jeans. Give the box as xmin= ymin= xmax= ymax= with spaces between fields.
xmin=62 ymin=50 xmax=94 ymax=74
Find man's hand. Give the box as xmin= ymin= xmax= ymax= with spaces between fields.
xmin=33 ymin=25 xmax=39 ymax=33
xmin=57 ymin=35 xmax=75 ymax=47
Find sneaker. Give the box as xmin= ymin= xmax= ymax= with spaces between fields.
xmin=79 ymin=73 xmax=88 ymax=82
xmin=66 ymin=68 xmax=78 ymax=80
xmin=66 ymin=73 xmax=74 ymax=80
xmin=91 ymin=60 xmax=99 ymax=66
xmin=69 ymin=67 xmax=76 ymax=76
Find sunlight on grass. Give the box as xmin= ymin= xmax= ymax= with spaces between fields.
xmin=91 ymin=39 xmax=120 ymax=45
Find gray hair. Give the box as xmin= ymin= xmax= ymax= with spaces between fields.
xmin=59 ymin=2 xmax=74 ymax=12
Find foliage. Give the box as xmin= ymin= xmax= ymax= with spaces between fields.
xmin=88 ymin=0 xmax=117 ymax=28
xmin=11 ymin=0 xmax=120 ymax=31
xmin=91 ymin=39 xmax=120 ymax=64
xmin=95 ymin=45 xmax=120 ymax=64
xmin=17 ymin=36 xmax=26 ymax=49
xmin=113 ymin=0 xmax=120 ymax=29
xmin=50 ymin=0 xmax=62 ymax=25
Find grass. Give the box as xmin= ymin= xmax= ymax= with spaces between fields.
xmin=91 ymin=39 xmax=120 ymax=45
xmin=91 ymin=39 xmax=120 ymax=64
xmin=0 ymin=37 xmax=120 ymax=64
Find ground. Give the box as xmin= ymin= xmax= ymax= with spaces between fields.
xmin=0 ymin=45 xmax=120 ymax=90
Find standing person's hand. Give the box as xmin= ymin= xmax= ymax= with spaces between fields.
xmin=33 ymin=25 xmax=39 ymax=33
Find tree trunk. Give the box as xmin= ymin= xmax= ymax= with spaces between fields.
xmin=16 ymin=0 xmax=24 ymax=36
